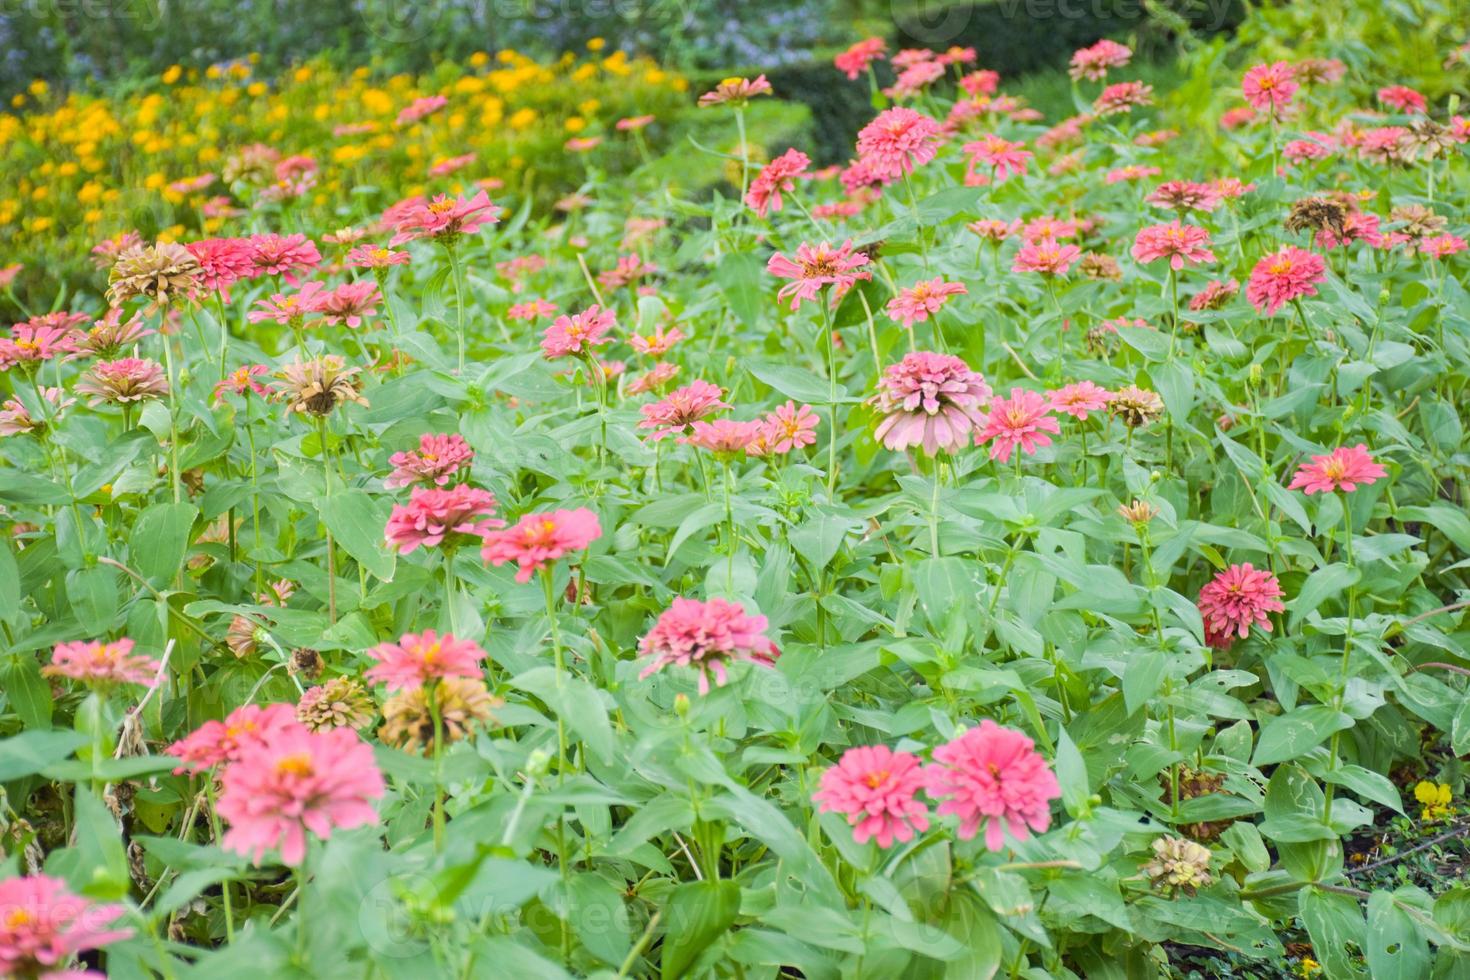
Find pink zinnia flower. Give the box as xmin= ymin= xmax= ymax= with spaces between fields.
xmin=1246 ymin=246 xmax=1326 ymax=315
xmin=1146 ymin=181 xmax=1222 ymax=213
xmin=249 ymin=233 xmax=322 ymax=285
xmin=766 ymin=240 xmax=872 ymax=310
xmin=386 ymin=432 xmax=474 ymax=489
xmin=757 ymin=401 xmax=819 ymax=454
xmin=1022 ymin=216 xmax=1081 ymax=243
xmin=1242 ymin=62 xmax=1297 ymax=115
xmin=0 ymin=875 xmax=132 ymax=977
xmin=746 ymin=148 xmax=811 ymax=217
xmin=187 ymin=237 xmax=257 ymax=298
xmin=977 ymin=388 xmax=1061 ymax=462
xmin=835 ymin=37 xmax=887 ymax=80
xmin=813 ymin=745 xmax=931 ymax=848
xmin=166 ymin=702 xmax=301 ymax=773
xmin=315 ymin=281 xmax=381 ymax=329
xmin=388 ymin=190 xmax=501 ymax=245
xmin=925 ymin=719 xmax=1061 ymax=851
xmin=396 ymin=94 xmax=448 ymax=126
xmin=1288 ymin=444 xmax=1387 ymax=495
xmin=969 ymin=218 xmax=1022 ymax=241
xmin=1012 ymin=238 xmax=1082 ymax=276
xmin=345 ymin=244 xmax=411 ymax=269
xmin=855 ymin=107 xmax=942 ymax=180
xmin=1378 ymin=85 xmax=1427 ymax=114
xmin=1317 ymin=212 xmax=1384 ymax=250
xmin=1069 ymin=38 xmax=1131 ymax=81
xmin=75 ymin=357 xmax=169 ymax=406
xmin=1105 ymin=165 xmax=1161 ymax=184
xmin=697 ymin=75 xmax=773 ymax=107
xmin=384 ymin=485 xmax=504 ymax=554
xmin=637 ymin=596 xmax=779 ymax=695
xmin=507 ymin=299 xmax=558 ymax=321
xmin=541 ymin=304 xmax=615 ymax=359
xmin=1421 ymin=234 xmax=1467 ymax=260
xmin=247 ymin=282 xmax=328 ymax=327
xmin=963 ymin=135 xmax=1032 ymax=185
xmin=871 ymin=351 xmax=991 ymax=455
xmin=615 ymin=114 xmax=655 ymax=131
xmin=629 ymin=325 xmax=686 ymax=358
xmin=1048 ymin=381 xmax=1112 ymax=420
xmin=365 ymin=630 xmax=486 ymax=691
xmin=886 ymin=277 xmax=967 ymax=328
xmin=1093 ymin=81 xmax=1152 ymax=116
xmin=628 ymin=361 xmax=680 ymax=395
xmin=43 ymin=638 xmax=158 ymax=687
xmin=481 ymin=508 xmax=602 ymax=583
xmin=1189 ymin=278 xmax=1240 ymax=311
xmin=217 ymin=725 xmax=383 ymax=866
xmin=0 ymin=387 xmax=70 ymax=436
xmin=1197 ymin=563 xmax=1285 ymax=648
xmin=680 ymin=418 xmax=762 ymax=456
xmin=1131 ymin=222 xmax=1217 ymax=270
xmin=213 ymin=364 xmax=272 ymax=404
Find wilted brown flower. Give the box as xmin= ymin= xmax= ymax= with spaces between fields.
xmin=1117 ymin=499 xmax=1158 ymax=526
xmin=1080 ymin=252 xmax=1122 ymax=280
xmin=106 ymin=242 xmax=203 ymax=310
xmin=1391 ymin=204 xmax=1448 ymax=240
xmin=226 ymin=615 xmax=262 ymax=658
xmin=379 ymin=676 xmax=497 ymax=754
xmin=289 ymin=648 xmax=323 ymax=681
xmin=275 ymin=356 xmax=368 ymax=416
xmin=1142 ymin=837 xmax=1213 ymax=894
xmin=1284 ymin=197 xmax=1347 ymax=238
xmin=1397 ymin=120 xmax=1456 ymax=161
xmin=297 ymin=677 xmax=376 ymax=732
xmin=1109 ymin=385 xmax=1164 ymax=428
xmin=76 ymin=358 xmax=169 ymax=406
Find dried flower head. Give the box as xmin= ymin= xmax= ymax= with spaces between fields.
xmin=379 ymin=676 xmax=498 ymax=754
xmin=1108 ymin=386 xmax=1165 ymax=428
xmin=275 ymin=356 xmax=368 ymax=416
xmin=106 ymin=242 xmax=203 ymax=310
xmin=297 ymin=677 xmax=376 ymax=732
xmin=1143 ymin=837 xmax=1213 ymax=894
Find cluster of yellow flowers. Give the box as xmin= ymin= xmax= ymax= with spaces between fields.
xmin=0 ymin=43 xmax=688 ymax=286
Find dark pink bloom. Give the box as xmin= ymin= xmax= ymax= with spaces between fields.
xmin=925 ymin=719 xmax=1060 ymax=851
xmin=187 ymin=237 xmax=257 ymax=298
xmin=365 ymin=630 xmax=486 ymax=691
xmin=166 ymin=702 xmax=301 ymax=773
xmin=386 ymin=432 xmax=474 ymax=489
xmin=976 ymin=388 xmax=1061 ymax=462
xmin=1246 ymin=246 xmax=1326 ymax=315
xmin=217 ymin=725 xmax=383 ymax=866
xmin=638 ymin=381 xmax=729 ymax=441
xmin=1242 ymin=62 xmax=1297 ymax=115
xmin=637 ymin=596 xmax=779 ymax=695
xmin=1198 ymin=563 xmax=1284 ymax=648
xmin=384 ymin=485 xmax=504 ymax=554
xmin=541 ymin=305 xmax=615 ymax=359
xmin=766 ymin=240 xmax=872 ymax=310
xmin=835 ymin=37 xmax=886 ymax=80
xmin=871 ymin=351 xmax=991 ymax=455
xmin=746 ymin=148 xmax=811 ymax=218
xmin=813 ymin=745 xmax=931 ymax=848
xmin=1378 ymin=85 xmax=1427 ymax=114
xmin=855 ymin=107 xmax=942 ymax=180
xmin=388 ymin=190 xmax=501 ymax=245
xmin=1288 ymin=444 xmax=1387 ymax=494
xmin=1131 ymin=222 xmax=1217 ymax=270
xmin=886 ymin=277 xmax=967 ymax=327
xmin=0 ymin=875 xmax=132 ymax=977
xmin=249 ymin=233 xmax=321 ymax=285
xmin=1012 ymin=238 xmax=1082 ymax=275
xmin=481 ymin=508 xmax=602 ymax=583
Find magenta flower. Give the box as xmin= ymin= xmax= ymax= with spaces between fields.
xmin=315 ymin=280 xmax=382 ymax=328
xmin=813 ymin=745 xmax=931 ymax=848
xmin=1012 ymin=238 xmax=1082 ymax=276
xmin=248 ymin=233 xmax=322 ymax=285
xmin=1047 ymin=381 xmax=1112 ymax=420
xmin=976 ymin=388 xmax=1061 ymax=462
xmin=481 ymin=507 xmax=602 ymax=583
xmin=1197 ymin=563 xmax=1285 ymax=649
xmin=0 ymin=875 xmax=132 ymax=977
xmin=746 ymin=148 xmax=811 ymax=218
xmin=925 ymin=719 xmax=1061 ymax=851
xmin=212 ymin=365 xmax=272 ymax=404
xmin=1242 ymin=62 xmax=1298 ymax=115
xmin=217 ymin=725 xmax=384 ymax=866
xmin=855 ymin=107 xmax=942 ymax=180
xmin=1131 ymin=222 xmax=1217 ymax=270
xmin=963 ymin=135 xmax=1032 ymax=184
xmin=758 ymin=401 xmax=820 ymax=454
xmin=1246 ymin=246 xmax=1326 ymax=315
xmin=541 ymin=304 xmax=616 ymax=359
xmin=365 ymin=630 xmax=487 ymax=691
xmin=166 ymin=702 xmax=301 ymax=773
xmin=187 ymin=237 xmax=257 ymax=298
xmin=637 ymin=596 xmax=779 ymax=694
xmin=1287 ymin=444 xmax=1387 ymax=495
xmin=384 ymin=485 xmax=504 ymax=554
xmin=871 ymin=351 xmax=991 ymax=455
xmin=766 ymin=240 xmax=872 ymax=311
xmin=885 ymin=277 xmax=967 ymax=328
xmin=43 ymin=638 xmax=158 ymax=687
xmin=638 ymin=380 xmax=730 ymax=441
xmin=388 ymin=190 xmax=501 ymax=245
xmin=386 ymin=432 xmax=474 ymax=489
xmin=1069 ymin=38 xmax=1131 ymax=81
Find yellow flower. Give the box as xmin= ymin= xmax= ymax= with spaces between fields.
xmin=162 ymin=65 xmax=183 ymax=85
xmin=587 ymin=37 xmax=606 ymax=51
xmin=469 ymin=51 xmax=490 ymax=68
xmin=509 ymin=108 xmax=537 ymax=130
xmin=1415 ymin=781 xmax=1452 ymax=822
xmin=28 ymin=79 xmax=48 ymax=97
xmin=564 ymin=116 xmax=586 ymax=133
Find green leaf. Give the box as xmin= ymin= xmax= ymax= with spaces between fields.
xmin=511 ymin=667 xmax=615 ymax=765
xmin=317 ymin=494 xmax=397 ymax=581
xmin=1054 ymin=727 xmax=1089 ymax=817
xmin=1253 ymin=706 xmax=1353 ymax=767
xmin=716 ymin=251 xmax=765 ymax=328
xmin=0 ymin=538 xmax=20 ymax=622
xmin=1366 ymin=890 xmax=1430 ymax=979
xmin=747 ymin=361 xmax=838 ymax=405
xmin=661 ymin=880 xmax=741 ymax=980
xmin=1300 ymin=888 xmax=1369 ymax=980
xmin=1123 ymin=647 xmax=1166 ymax=716
xmin=131 ymin=502 xmax=199 ymax=586
xmin=1289 ymin=563 xmax=1360 ymax=628
xmin=1324 ymin=765 xmax=1403 ymax=814
xmin=0 ymin=729 xmax=86 ymax=780
xmin=1 ymin=654 xmax=53 ymax=729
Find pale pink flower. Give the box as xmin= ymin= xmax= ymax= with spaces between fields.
xmin=217 ymin=725 xmax=384 ymax=865
xmin=885 ymin=60 xmax=945 ymax=99
xmin=428 ymin=152 xmax=475 ymax=177
xmin=247 ymin=282 xmax=328 ymax=327
xmin=315 ymin=281 xmax=381 ymax=328
xmin=396 ymin=94 xmax=448 ymax=126
xmin=627 ymin=361 xmax=681 ymax=395
xmin=1146 ymin=181 xmax=1222 ymax=213
xmin=758 ymin=401 xmax=819 ymax=454
xmin=1093 ymin=81 xmax=1152 ymax=116
xmin=212 ymin=364 xmax=272 ymax=404
xmin=1069 ymin=39 xmax=1131 ymax=81
xmin=746 ymin=148 xmax=811 ymax=217
xmin=697 ymin=75 xmax=772 ymax=107
xmin=345 ymin=244 xmax=411 ymax=269
xmin=1421 ymin=234 xmax=1467 ymax=259
xmin=871 ymin=351 xmax=991 ymax=455
xmin=598 ymin=254 xmax=657 ymax=291
xmin=680 ymin=418 xmax=763 ymax=456
xmin=637 ymin=596 xmax=779 ymax=695
xmin=1189 ymin=279 xmax=1239 ymax=311
xmin=855 ymin=107 xmax=942 ymax=180
xmin=1131 ymin=222 xmax=1217 ymax=270
xmin=963 ymin=135 xmax=1032 ymax=184
xmin=541 ymin=305 xmax=616 ymax=359
xmin=1288 ymin=444 xmax=1387 ymax=494
xmin=960 ymin=69 xmax=1000 ymax=97
xmin=766 ymin=240 xmax=872 ymax=310
xmin=384 ymin=485 xmax=504 ymax=554
xmin=1047 ymin=381 xmax=1112 ymax=420
xmin=249 ymin=233 xmax=321 ymax=285
xmin=1317 ymin=212 xmax=1384 ymax=250
xmin=1242 ymin=62 xmax=1297 ymax=116
xmin=1198 ymin=563 xmax=1284 ymax=648
xmin=925 ymin=720 xmax=1060 ymax=851
xmin=75 ymin=358 xmax=168 ymax=406
xmin=365 ymin=630 xmax=486 ymax=691
xmin=507 ymin=299 xmax=558 ymax=321
xmin=1021 ymin=217 xmax=1080 ymax=243
xmin=886 ymin=277 xmax=967 ymax=328
xmin=1011 ymin=238 xmax=1082 ymax=275
xmin=480 ymin=508 xmax=602 ymax=582
xmin=637 ymin=381 xmax=729 ymax=441
xmin=629 ymin=325 xmax=685 ymax=358
xmin=1105 ymin=165 xmax=1161 ymax=184
xmin=615 ymin=114 xmax=655 ymax=131
xmin=1246 ymin=246 xmax=1326 ymax=315
xmin=0 ymin=387 xmax=70 ymax=436
xmin=0 ymin=875 xmax=131 ymax=977
xmin=976 ymin=388 xmax=1061 ymax=462
xmin=166 ymin=702 xmax=300 ymax=773
xmin=44 ymin=638 xmax=158 ymax=687
xmin=813 ymin=745 xmax=930 ymax=848
xmin=1211 ymin=177 xmax=1257 ymax=199
xmin=386 ymin=433 xmax=474 ymax=489
xmin=968 ymin=218 xmax=1022 ymax=241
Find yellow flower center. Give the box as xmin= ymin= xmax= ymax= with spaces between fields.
xmin=864 ymin=770 xmax=890 ymax=789
xmin=275 ymin=753 xmax=314 ymax=777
